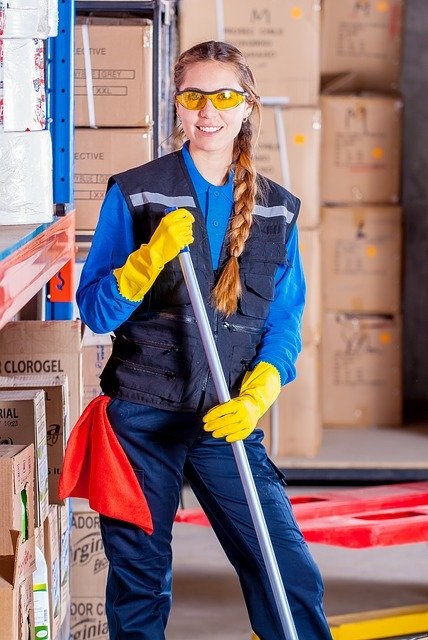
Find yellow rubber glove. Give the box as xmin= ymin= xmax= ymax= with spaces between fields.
xmin=203 ymin=362 xmax=281 ymax=442
xmin=114 ymin=208 xmax=194 ymax=301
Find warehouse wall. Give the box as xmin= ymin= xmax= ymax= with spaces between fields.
xmin=401 ymin=0 xmax=428 ymax=416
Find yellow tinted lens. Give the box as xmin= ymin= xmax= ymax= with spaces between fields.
xmin=211 ymin=90 xmax=245 ymax=109
xmin=177 ymin=90 xmax=245 ymax=110
xmin=177 ymin=91 xmax=207 ymax=110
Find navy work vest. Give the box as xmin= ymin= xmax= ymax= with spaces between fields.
xmin=100 ymin=151 xmax=300 ymax=413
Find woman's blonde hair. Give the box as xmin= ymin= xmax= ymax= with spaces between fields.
xmin=174 ymin=41 xmax=262 ymax=316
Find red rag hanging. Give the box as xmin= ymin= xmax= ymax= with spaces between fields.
xmin=58 ymin=395 xmax=153 ymax=534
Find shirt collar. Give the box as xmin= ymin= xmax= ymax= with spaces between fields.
xmin=181 ymin=142 xmax=234 ymax=204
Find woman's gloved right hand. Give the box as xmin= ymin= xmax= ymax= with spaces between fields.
xmin=113 ymin=208 xmax=195 ymax=301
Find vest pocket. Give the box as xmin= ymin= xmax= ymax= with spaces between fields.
xmin=104 ymin=341 xmax=190 ymax=403
xmin=240 ymin=271 xmax=275 ymax=318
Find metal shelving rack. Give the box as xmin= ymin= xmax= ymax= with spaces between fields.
xmin=0 ymin=0 xmax=76 ymax=327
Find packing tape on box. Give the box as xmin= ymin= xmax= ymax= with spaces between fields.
xmin=273 ymin=106 xmax=291 ymax=190
xmin=260 ymin=98 xmax=292 ymax=192
xmin=81 ymin=22 xmax=97 ymax=129
xmin=215 ymin=0 xmax=225 ymax=41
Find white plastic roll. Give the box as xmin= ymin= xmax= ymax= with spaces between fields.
xmin=0 ymin=130 xmax=54 ymax=225
xmin=0 ymin=38 xmax=45 ymax=132
xmin=0 ymin=0 xmax=56 ymax=38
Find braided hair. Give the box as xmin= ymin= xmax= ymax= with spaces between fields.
xmin=174 ymin=41 xmax=262 ymax=316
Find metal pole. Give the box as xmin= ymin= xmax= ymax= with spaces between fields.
xmin=179 ymin=248 xmax=299 ymax=640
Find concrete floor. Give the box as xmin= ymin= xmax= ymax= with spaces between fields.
xmin=167 ymin=485 xmax=428 ymax=640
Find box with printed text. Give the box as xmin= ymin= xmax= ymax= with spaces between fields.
xmin=0 ymin=374 xmax=70 ymax=505
xmin=0 ymin=390 xmax=49 ymax=527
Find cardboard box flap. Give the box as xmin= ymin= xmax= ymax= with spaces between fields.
xmin=82 ymin=326 xmax=113 ymax=347
xmin=0 ymin=320 xmax=83 ymax=355
xmin=0 ymin=531 xmax=20 ymax=586
xmin=321 ymin=72 xmax=359 ymax=95
xmin=75 ymin=15 xmax=152 ymax=27
xmin=0 ymin=373 xmax=68 ymax=390
xmin=321 ymin=72 xmax=402 ymax=99
xmin=11 ymin=446 xmax=33 ymax=494
xmin=0 ymin=444 xmax=32 ymax=488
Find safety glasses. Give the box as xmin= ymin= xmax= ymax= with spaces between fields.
xmin=175 ymin=88 xmax=248 ymax=111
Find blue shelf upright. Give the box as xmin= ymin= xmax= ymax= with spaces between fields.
xmin=46 ymin=0 xmax=76 ymax=320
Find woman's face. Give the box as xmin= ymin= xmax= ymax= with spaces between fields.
xmin=176 ymin=60 xmax=252 ymax=157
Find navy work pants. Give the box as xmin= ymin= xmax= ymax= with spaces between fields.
xmin=100 ymin=398 xmax=333 ymax=640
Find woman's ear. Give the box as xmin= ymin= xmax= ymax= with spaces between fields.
xmin=245 ymin=104 xmax=253 ymax=120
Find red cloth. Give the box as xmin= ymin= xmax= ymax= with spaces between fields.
xmin=59 ymin=395 xmax=153 ymax=534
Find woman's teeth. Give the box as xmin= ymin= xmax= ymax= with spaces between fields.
xmin=198 ymin=126 xmax=221 ymax=132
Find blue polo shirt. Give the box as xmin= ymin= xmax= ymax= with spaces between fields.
xmin=181 ymin=142 xmax=233 ymax=270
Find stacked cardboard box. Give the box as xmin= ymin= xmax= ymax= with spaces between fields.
xmin=74 ymin=16 xmax=154 ymax=232
xmin=0 ymin=445 xmax=36 ymax=640
xmin=70 ymin=499 xmax=109 ymax=639
xmin=73 ymin=261 xmax=113 ymax=409
xmin=0 ymin=374 xmax=70 ymax=505
xmin=0 ymin=321 xmax=82 ymax=637
xmin=179 ymin=0 xmax=406 ymax=449
xmin=319 ymin=0 xmax=405 ymax=428
xmin=81 ymin=329 xmax=112 ymax=410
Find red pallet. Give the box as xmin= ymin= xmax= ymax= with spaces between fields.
xmin=290 ymin=482 xmax=428 ymax=521
xmin=300 ymin=505 xmax=428 ymax=548
xmin=174 ymin=482 xmax=428 ymax=548
xmin=175 ymin=508 xmax=210 ymax=527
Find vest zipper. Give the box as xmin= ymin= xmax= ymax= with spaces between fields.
xmin=157 ymin=312 xmax=196 ymax=324
xmin=222 ymin=321 xmax=263 ymax=335
xmin=114 ymin=356 xmax=178 ymax=381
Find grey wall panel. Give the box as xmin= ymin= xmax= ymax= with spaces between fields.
xmin=401 ymin=0 xmax=428 ymax=414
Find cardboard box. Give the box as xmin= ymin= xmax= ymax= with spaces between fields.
xmin=0 ymin=374 xmax=70 ymax=505
xmin=70 ymin=500 xmax=108 ymax=598
xmin=321 ymin=206 xmax=402 ymax=313
xmin=0 ymin=390 xmax=49 ymax=527
xmin=299 ymin=228 xmax=321 ymax=346
xmin=321 ymin=0 xmax=404 ymax=92
xmin=321 ymin=312 xmax=402 ymax=427
xmin=34 ymin=523 xmax=44 ymax=555
xmin=44 ymin=505 xmax=61 ymax=638
xmin=179 ymin=0 xmax=320 ymax=105
xmin=255 ymin=106 xmax=321 ymax=228
xmin=0 ymin=320 xmax=83 ymax=433
xmin=0 ymin=544 xmax=34 ymax=640
xmin=260 ymin=343 xmax=322 ymax=458
xmin=0 ymin=445 xmax=36 ymax=582
xmin=82 ymin=330 xmax=112 ymax=409
xmin=70 ymin=596 xmax=108 ymax=639
xmin=320 ymin=94 xmax=403 ymax=204
xmin=74 ymin=19 xmax=153 ymax=127
xmin=74 ymin=128 xmax=153 ymax=231
xmin=58 ymin=502 xmax=71 ymax=627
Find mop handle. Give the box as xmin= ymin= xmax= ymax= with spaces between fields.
xmin=177 ymin=245 xmax=299 ymax=640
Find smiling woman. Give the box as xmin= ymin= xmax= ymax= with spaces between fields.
xmin=64 ymin=39 xmax=333 ymax=640
xmin=174 ymin=58 xmax=254 ymax=184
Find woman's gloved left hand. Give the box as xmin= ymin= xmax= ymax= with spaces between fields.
xmin=202 ymin=362 xmax=281 ymax=442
